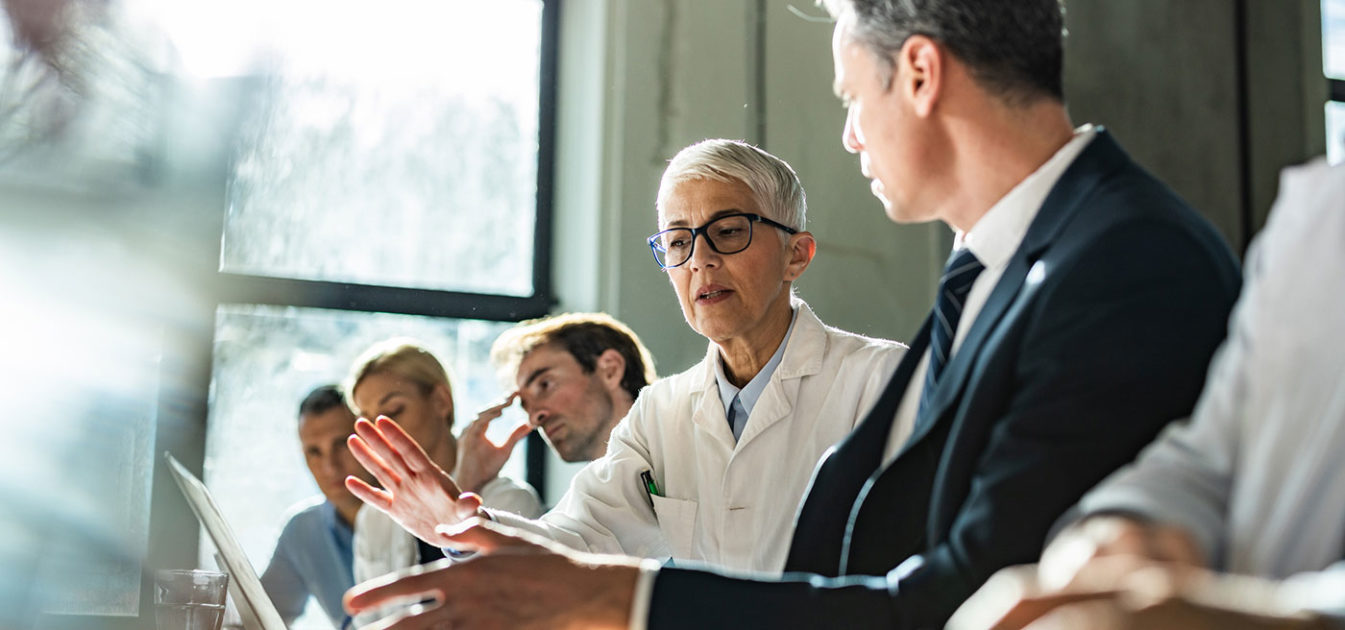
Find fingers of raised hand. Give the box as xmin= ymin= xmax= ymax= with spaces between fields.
xmin=353 ymin=418 xmax=416 ymax=474
xmin=348 ymin=432 xmax=404 ymax=489
xmin=374 ymin=416 xmax=436 ymax=475
xmin=502 ymin=421 xmax=534 ymax=449
xmin=346 ymin=476 xmax=394 ymax=511
xmin=476 ymin=392 xmax=519 ymax=422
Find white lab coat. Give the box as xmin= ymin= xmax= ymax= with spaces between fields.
xmin=494 ymin=300 xmax=906 ymax=574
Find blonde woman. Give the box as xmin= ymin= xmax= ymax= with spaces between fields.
xmin=343 ymin=338 xmax=541 ymax=618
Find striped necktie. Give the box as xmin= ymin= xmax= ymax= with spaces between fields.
xmin=919 ymin=248 xmax=985 ymax=419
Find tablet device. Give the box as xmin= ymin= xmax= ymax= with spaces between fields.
xmin=163 ymin=452 xmax=287 ymax=630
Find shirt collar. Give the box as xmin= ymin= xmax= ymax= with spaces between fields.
xmin=956 ymin=124 xmax=1098 ymax=270
xmin=714 ymin=307 xmax=798 ymax=419
xmin=321 ymin=500 xmax=354 ymax=537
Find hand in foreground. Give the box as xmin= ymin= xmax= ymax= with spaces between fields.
xmin=452 ymin=393 xmax=534 ymax=494
xmin=948 ymin=516 xmax=1204 ymax=630
xmin=950 ymin=556 xmax=1330 ymax=630
xmin=345 ymin=518 xmax=640 ymax=630
xmin=947 ymin=554 xmax=1201 ymax=630
xmin=346 ymin=416 xmax=483 ymax=546
xmin=1035 ymin=516 xmax=1204 ymax=590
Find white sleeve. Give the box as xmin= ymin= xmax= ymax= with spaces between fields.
xmin=351 ymin=508 xmax=417 ymax=629
xmin=487 ymin=392 xmax=671 ymax=559
xmin=626 ymin=560 xmax=663 ymax=630
xmin=1278 ymin=563 xmax=1345 ymax=623
xmin=351 ymin=506 xmax=382 ymax=586
xmin=477 ymin=475 xmax=544 ymax=518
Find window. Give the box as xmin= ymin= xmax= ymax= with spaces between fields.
xmin=1325 ymin=0 xmax=1345 ymax=162
xmin=221 ymin=1 xmax=545 ymax=295
xmin=197 ymin=1 xmax=557 ymax=627
xmin=202 ymin=306 xmax=525 ymax=592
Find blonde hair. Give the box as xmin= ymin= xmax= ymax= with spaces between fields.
xmin=344 ymin=337 xmax=455 ymax=427
xmin=490 ymin=313 xmax=656 ymax=400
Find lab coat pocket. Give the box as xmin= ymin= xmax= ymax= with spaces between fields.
xmin=649 ymin=494 xmax=698 ymax=560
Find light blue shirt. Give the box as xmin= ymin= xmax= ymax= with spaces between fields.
xmin=714 ymin=308 xmax=797 ymax=441
xmin=260 ymin=498 xmax=355 ymax=629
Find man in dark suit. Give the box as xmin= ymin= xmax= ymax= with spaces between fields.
xmin=342 ymin=1 xmax=1241 ymax=628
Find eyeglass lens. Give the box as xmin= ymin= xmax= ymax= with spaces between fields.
xmin=654 ymin=215 xmax=754 ymax=267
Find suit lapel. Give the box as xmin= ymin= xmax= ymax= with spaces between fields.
xmin=842 ymin=129 xmax=1137 ymax=574
xmin=908 ymin=129 xmax=1130 ymax=441
xmin=781 ymin=316 xmax=930 ymax=576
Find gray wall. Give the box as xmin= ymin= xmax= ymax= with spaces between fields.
xmin=548 ymin=0 xmax=1325 ymax=496
xmin=1062 ymin=0 xmax=1326 ymax=250
xmin=553 ymin=0 xmax=1327 ymax=379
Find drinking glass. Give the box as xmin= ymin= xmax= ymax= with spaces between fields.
xmin=154 ymin=570 xmax=228 ymax=630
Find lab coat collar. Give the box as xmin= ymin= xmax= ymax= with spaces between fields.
xmin=689 ymin=298 xmax=829 ymax=447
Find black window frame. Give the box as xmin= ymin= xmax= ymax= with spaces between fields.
xmin=1328 ymin=1 xmax=1345 ymax=152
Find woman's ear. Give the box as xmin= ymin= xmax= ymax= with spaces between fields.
xmin=784 ymin=232 xmax=817 ymax=281
xmin=432 ymin=383 xmax=455 ymax=427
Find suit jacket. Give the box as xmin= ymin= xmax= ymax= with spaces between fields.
xmin=648 ymin=129 xmax=1242 ymax=630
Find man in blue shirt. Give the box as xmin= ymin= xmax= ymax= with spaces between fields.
xmin=259 ymin=385 xmax=373 ymax=628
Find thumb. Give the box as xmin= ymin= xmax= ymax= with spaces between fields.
xmin=502 ymin=421 xmax=534 ymax=450
xmin=452 ymin=491 xmax=484 ymax=521
xmin=434 ymin=517 xmax=521 ymax=554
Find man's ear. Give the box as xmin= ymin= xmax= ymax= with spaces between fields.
xmin=783 ymin=232 xmax=817 ymax=282
xmin=594 ymin=349 xmax=627 ymax=393
xmin=899 ymin=34 xmax=943 ymax=117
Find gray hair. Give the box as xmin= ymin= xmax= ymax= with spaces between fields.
xmin=656 ymin=139 xmax=807 ymax=232
xmin=821 ymin=0 xmax=1066 ymax=105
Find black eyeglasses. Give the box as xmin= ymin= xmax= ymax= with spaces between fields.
xmin=647 ymin=212 xmax=798 ymax=269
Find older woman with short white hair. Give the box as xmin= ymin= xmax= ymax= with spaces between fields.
xmin=346 ymin=139 xmax=906 ymax=575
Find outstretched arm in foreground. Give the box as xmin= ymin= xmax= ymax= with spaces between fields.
xmin=344 ymin=518 xmax=640 ymax=630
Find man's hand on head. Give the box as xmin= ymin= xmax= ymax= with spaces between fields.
xmin=345 ymin=416 xmax=484 ymax=546
xmin=452 ymin=392 xmax=534 ymax=494
xmin=345 ymin=518 xmax=641 ymax=630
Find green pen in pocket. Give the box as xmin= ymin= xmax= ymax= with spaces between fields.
xmin=639 ymin=470 xmax=661 ymax=508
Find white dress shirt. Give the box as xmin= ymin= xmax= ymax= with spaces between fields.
xmin=883 ymin=125 xmax=1098 ymax=462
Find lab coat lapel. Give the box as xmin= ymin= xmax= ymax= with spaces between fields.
xmin=735 ymin=303 xmax=825 ymax=448
xmin=689 ymin=341 xmax=739 ymax=449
